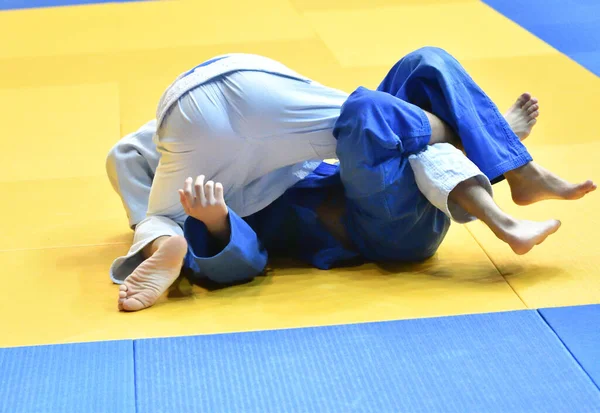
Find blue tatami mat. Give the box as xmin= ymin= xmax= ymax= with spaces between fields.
xmin=134 ymin=310 xmax=600 ymax=413
xmin=0 ymin=340 xmax=135 ymax=413
xmin=0 ymin=0 xmax=144 ymax=11
xmin=540 ymin=304 xmax=600 ymax=389
xmin=483 ymin=0 xmax=600 ymax=76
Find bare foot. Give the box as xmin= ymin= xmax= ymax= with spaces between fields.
xmin=504 ymin=93 xmax=539 ymax=140
xmin=506 ymin=162 xmax=597 ymax=206
xmin=118 ymin=236 xmax=188 ymax=312
xmin=499 ymin=219 xmax=561 ymax=255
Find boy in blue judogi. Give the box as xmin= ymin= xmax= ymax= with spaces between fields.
xmin=108 ymin=48 xmax=595 ymax=312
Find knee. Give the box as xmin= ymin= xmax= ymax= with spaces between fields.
xmin=341 ymin=87 xmax=380 ymax=116
xmin=105 ymin=141 xmax=126 ymax=176
xmin=107 ymin=120 xmax=158 ymax=176
xmin=105 ymin=142 xmax=120 ymax=175
xmin=105 ymin=142 xmax=131 ymax=198
xmin=105 ymin=139 xmax=144 ymax=186
xmin=334 ymin=87 xmax=402 ymax=147
xmin=402 ymin=46 xmax=456 ymax=69
xmin=336 ymin=87 xmax=388 ymax=128
xmin=106 ymin=134 xmax=150 ymax=176
xmin=413 ymin=46 xmax=451 ymax=57
xmin=334 ymin=88 xmax=370 ymax=136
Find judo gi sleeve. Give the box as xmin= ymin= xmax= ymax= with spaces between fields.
xmin=183 ymin=209 xmax=268 ymax=285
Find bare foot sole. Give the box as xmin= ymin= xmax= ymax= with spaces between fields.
xmin=504 ymin=92 xmax=539 ymax=141
xmin=118 ymin=235 xmax=188 ymax=312
xmin=500 ymin=219 xmax=561 ymax=255
xmin=508 ymin=163 xmax=597 ymax=206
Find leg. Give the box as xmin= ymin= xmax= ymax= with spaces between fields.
xmin=106 ymin=123 xmax=189 ymax=311
xmin=428 ymin=91 xmax=539 ymax=144
xmin=106 ymin=120 xmax=160 ymax=229
xmin=379 ymin=47 xmax=595 ymax=203
xmin=334 ymin=77 xmax=560 ymax=259
xmin=410 ymin=143 xmax=561 ymax=254
xmin=333 ymin=88 xmax=450 ymax=261
xmin=378 ymin=46 xmax=532 ymax=182
xmin=424 ymin=110 xmax=461 ymax=147
xmin=423 ymin=96 xmax=539 ymax=148
xmin=449 ymin=178 xmax=560 ymax=254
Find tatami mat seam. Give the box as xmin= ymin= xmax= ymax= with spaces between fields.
xmin=133 ymin=340 xmax=139 ymax=413
xmin=536 ymin=309 xmax=600 ymax=393
xmin=465 ymin=225 xmax=528 ymax=308
xmin=0 ymin=242 xmax=130 ymax=253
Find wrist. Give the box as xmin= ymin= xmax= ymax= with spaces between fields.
xmin=205 ymin=214 xmax=231 ymax=242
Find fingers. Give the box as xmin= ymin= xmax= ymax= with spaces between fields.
xmin=194 ymin=175 xmax=206 ymax=206
xmin=205 ymin=181 xmax=216 ymax=205
xmin=178 ymin=189 xmax=190 ymax=212
xmin=183 ymin=175 xmax=224 ymax=208
xmin=184 ymin=177 xmax=194 ymax=207
xmin=215 ymin=182 xmax=224 ymax=202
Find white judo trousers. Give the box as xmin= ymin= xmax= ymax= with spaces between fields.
xmin=106 ymin=54 xmax=491 ymax=283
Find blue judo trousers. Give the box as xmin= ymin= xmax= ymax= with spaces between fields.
xmin=334 ymin=47 xmax=533 ymax=262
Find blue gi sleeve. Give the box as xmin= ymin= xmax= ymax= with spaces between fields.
xmin=182 ymin=210 xmax=268 ymax=285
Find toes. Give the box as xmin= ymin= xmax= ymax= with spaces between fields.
xmin=582 ymin=179 xmax=594 ymax=186
xmin=118 ymin=285 xmax=128 ymax=310
xmin=528 ymin=119 xmax=537 ymax=127
xmin=530 ymin=111 xmax=539 ymax=119
xmin=553 ymin=220 xmax=562 ymax=231
xmin=580 ymin=180 xmax=596 ymax=191
xmin=517 ymin=93 xmax=531 ymax=107
xmin=568 ymin=180 xmax=597 ymax=199
xmin=527 ymin=104 xmax=539 ymax=114
xmin=118 ymin=283 xmax=132 ymax=311
xmin=523 ymin=98 xmax=537 ymax=111
xmin=122 ymin=297 xmax=147 ymax=312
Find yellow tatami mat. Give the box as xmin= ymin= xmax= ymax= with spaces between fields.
xmin=302 ymin=1 xmax=555 ymax=68
xmin=0 ymin=83 xmax=119 ymax=181
xmin=463 ymin=44 xmax=600 ymax=308
xmin=0 ymin=0 xmax=597 ymax=348
xmin=467 ymin=143 xmax=600 ymax=308
xmin=0 ymin=1 xmax=313 ymax=59
xmin=0 ymin=177 xmax=130 ymax=250
xmin=0 ymin=226 xmax=523 ymax=348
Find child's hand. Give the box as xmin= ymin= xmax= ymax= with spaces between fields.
xmin=179 ymin=175 xmax=230 ymax=238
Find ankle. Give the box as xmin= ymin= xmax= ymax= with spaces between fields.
xmin=143 ymin=236 xmax=171 ymax=259
xmin=485 ymin=214 xmax=519 ymax=239
xmin=506 ymin=162 xmax=540 ymax=182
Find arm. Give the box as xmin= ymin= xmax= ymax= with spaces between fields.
xmin=179 ymin=175 xmax=268 ymax=285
